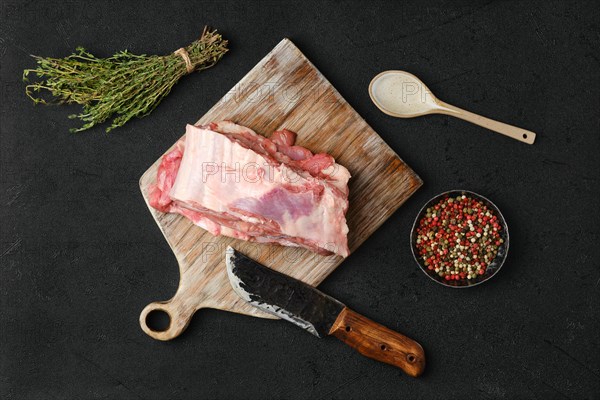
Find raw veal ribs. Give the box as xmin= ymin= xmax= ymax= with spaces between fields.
xmin=149 ymin=121 xmax=350 ymax=257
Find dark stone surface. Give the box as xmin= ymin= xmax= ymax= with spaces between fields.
xmin=1 ymin=1 xmax=598 ymax=399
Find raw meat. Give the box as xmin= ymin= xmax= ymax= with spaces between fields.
xmin=148 ymin=122 xmax=350 ymax=257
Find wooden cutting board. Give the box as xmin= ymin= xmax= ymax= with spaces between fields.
xmin=139 ymin=39 xmax=422 ymax=340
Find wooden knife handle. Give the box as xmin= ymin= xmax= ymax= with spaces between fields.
xmin=328 ymin=307 xmax=425 ymax=377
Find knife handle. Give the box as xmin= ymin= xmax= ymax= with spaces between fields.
xmin=328 ymin=307 xmax=425 ymax=377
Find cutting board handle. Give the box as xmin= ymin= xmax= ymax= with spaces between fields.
xmin=139 ymin=299 xmax=196 ymax=341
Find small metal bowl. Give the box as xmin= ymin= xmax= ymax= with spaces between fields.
xmin=410 ymin=190 xmax=509 ymax=288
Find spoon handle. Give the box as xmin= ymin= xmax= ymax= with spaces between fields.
xmin=436 ymin=101 xmax=536 ymax=144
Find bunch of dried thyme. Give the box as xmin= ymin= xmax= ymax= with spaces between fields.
xmin=23 ymin=27 xmax=228 ymax=132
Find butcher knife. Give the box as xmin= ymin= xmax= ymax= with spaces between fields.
xmin=225 ymin=247 xmax=426 ymax=377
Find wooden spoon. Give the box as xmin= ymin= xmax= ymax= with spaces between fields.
xmin=369 ymin=70 xmax=536 ymax=144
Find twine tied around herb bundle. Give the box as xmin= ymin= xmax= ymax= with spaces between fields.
xmin=173 ymin=47 xmax=194 ymax=74
xmin=23 ymin=26 xmax=228 ymax=132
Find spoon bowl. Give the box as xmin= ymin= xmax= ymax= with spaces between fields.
xmin=369 ymin=70 xmax=441 ymax=118
xmin=369 ymin=70 xmax=536 ymax=144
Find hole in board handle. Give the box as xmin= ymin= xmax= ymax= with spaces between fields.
xmin=146 ymin=309 xmax=171 ymax=332
xmin=523 ymin=134 xmax=528 ymax=139
xmin=407 ymin=354 xmax=417 ymax=363
xmin=345 ymin=325 xmax=351 ymax=332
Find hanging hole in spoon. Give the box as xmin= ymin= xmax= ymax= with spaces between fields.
xmin=407 ymin=354 xmax=416 ymax=363
xmin=146 ymin=309 xmax=171 ymax=332
xmin=523 ymin=134 xmax=528 ymax=139
xmin=380 ymin=344 xmax=387 ymax=351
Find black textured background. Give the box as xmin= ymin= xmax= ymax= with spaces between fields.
xmin=1 ymin=1 xmax=599 ymax=399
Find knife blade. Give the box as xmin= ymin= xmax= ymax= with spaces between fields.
xmin=225 ymin=247 xmax=426 ymax=377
